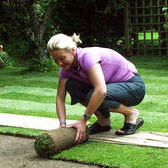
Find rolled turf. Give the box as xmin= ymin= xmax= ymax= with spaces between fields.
xmin=34 ymin=127 xmax=89 ymax=158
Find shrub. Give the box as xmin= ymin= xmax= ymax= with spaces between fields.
xmin=5 ymin=38 xmax=29 ymax=61
xmin=0 ymin=52 xmax=13 ymax=68
xmin=28 ymin=57 xmax=57 ymax=72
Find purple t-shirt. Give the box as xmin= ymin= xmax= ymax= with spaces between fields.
xmin=59 ymin=47 xmax=137 ymax=85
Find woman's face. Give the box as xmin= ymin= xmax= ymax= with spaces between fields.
xmin=50 ymin=49 xmax=76 ymax=70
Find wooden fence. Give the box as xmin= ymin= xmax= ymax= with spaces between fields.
xmin=124 ymin=0 xmax=168 ymax=56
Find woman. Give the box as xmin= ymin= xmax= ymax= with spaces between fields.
xmin=47 ymin=33 xmax=145 ymax=143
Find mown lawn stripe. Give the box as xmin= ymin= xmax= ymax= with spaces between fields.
xmin=0 ymin=86 xmax=56 ymax=96
xmin=0 ymin=99 xmax=85 ymax=115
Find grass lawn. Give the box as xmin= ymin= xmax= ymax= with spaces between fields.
xmin=0 ymin=56 xmax=168 ymax=168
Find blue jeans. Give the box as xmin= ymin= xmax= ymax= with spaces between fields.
xmin=66 ymin=73 xmax=145 ymax=118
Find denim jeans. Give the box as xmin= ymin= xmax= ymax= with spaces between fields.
xmin=66 ymin=73 xmax=145 ymax=118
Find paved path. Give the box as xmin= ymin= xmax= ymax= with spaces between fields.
xmin=0 ymin=134 xmax=100 ymax=168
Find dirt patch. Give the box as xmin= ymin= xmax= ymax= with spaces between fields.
xmin=0 ymin=134 xmax=100 ymax=168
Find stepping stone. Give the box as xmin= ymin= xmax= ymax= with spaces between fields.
xmin=89 ymin=130 xmax=168 ymax=149
xmin=0 ymin=113 xmax=80 ymax=130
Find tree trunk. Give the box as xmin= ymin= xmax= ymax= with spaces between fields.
xmin=26 ymin=0 xmax=57 ymax=60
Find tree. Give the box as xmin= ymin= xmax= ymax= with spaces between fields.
xmin=1 ymin=0 xmax=59 ymax=60
xmin=25 ymin=0 xmax=59 ymax=60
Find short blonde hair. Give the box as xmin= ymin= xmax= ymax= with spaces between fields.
xmin=47 ymin=33 xmax=82 ymax=51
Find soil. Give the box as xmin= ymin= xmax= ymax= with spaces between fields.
xmin=0 ymin=134 xmax=101 ymax=168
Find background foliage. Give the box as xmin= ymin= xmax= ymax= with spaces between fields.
xmin=0 ymin=0 xmax=126 ymax=71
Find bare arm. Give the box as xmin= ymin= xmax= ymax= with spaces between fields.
xmin=81 ymin=62 xmax=106 ymax=123
xmin=56 ymin=78 xmax=68 ymax=126
xmin=70 ymin=63 xmax=106 ymax=143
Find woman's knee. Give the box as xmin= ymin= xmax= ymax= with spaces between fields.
xmin=66 ymin=78 xmax=92 ymax=104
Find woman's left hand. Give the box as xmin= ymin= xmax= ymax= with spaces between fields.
xmin=67 ymin=120 xmax=86 ymax=143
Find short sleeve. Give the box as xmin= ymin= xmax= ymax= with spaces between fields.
xmin=59 ymin=68 xmax=68 ymax=80
xmin=79 ymin=50 xmax=101 ymax=72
